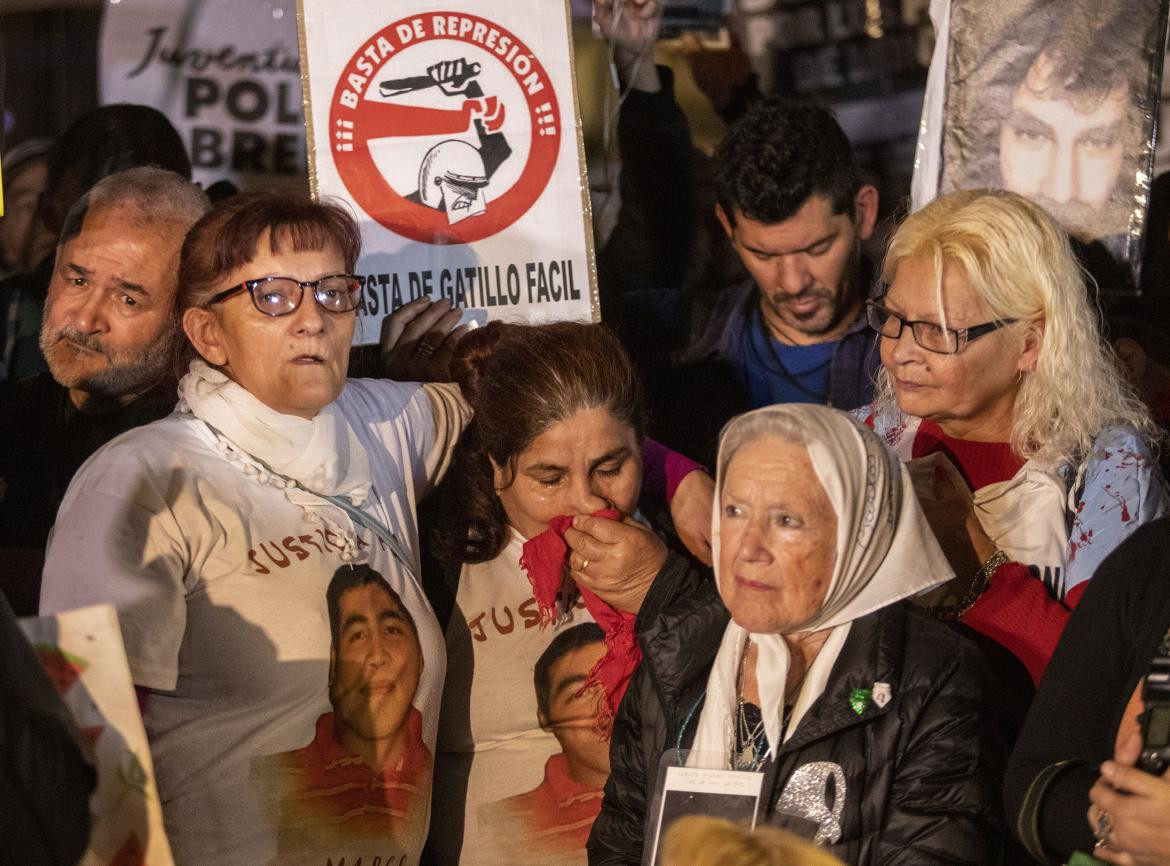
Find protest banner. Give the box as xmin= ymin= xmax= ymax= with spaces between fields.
xmin=21 ymin=605 xmax=173 ymax=866
xmin=911 ymin=0 xmax=1169 ymax=293
xmin=297 ymin=0 xmax=597 ymax=344
xmin=99 ymin=0 xmax=308 ymax=193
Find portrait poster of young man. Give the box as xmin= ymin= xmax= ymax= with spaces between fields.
xmin=926 ymin=0 xmax=1167 ymax=289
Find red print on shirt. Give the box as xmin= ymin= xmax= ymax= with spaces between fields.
xmin=248 ymin=529 xmax=379 ymax=574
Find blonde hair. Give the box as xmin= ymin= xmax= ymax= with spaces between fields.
xmin=875 ymin=189 xmax=1153 ymax=466
xmin=661 ymin=816 xmax=844 ymax=866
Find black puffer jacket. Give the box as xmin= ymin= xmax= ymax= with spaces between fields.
xmin=588 ymin=564 xmax=1009 ymax=865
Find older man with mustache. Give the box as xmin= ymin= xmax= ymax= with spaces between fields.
xmin=0 ymin=167 xmax=209 ymax=613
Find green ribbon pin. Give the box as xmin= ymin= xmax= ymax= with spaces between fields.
xmin=849 ymin=687 xmax=872 ymax=716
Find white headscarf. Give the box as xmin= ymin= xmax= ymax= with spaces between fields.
xmin=690 ymin=404 xmax=953 ymax=765
xmin=178 ymin=359 xmax=371 ymax=506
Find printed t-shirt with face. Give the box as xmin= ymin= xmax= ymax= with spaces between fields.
xmin=433 ymin=529 xmax=611 ymax=865
xmin=40 ymin=380 xmax=469 ymax=866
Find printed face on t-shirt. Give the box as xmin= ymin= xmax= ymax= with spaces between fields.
xmin=329 ymin=581 xmax=423 ymax=764
xmin=492 ymin=406 xmax=642 ymax=540
xmin=540 ymin=640 xmax=610 ymax=784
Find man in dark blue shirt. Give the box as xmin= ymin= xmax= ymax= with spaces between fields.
xmin=649 ymin=99 xmax=882 ymax=462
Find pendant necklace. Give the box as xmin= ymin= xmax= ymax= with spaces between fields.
xmin=733 ymin=636 xmax=809 ymax=771
xmin=734 ymin=637 xmax=765 ymax=770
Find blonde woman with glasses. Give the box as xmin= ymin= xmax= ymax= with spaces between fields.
xmin=861 ymin=188 xmax=1166 ymax=683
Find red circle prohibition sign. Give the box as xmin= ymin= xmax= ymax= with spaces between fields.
xmin=329 ymin=13 xmax=561 ymax=245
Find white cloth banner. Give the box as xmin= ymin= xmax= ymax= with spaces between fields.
xmin=21 ymin=605 xmax=173 ymax=866
xmin=297 ymin=0 xmax=598 ymax=345
xmin=99 ymin=0 xmax=308 ymax=193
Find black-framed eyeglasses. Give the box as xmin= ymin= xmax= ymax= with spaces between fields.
xmin=865 ymin=300 xmax=1016 ymax=355
xmin=207 ymin=274 xmax=363 ymax=317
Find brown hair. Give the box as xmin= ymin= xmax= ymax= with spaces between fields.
xmin=175 ymin=191 xmax=361 ymax=373
xmin=430 ymin=320 xmax=646 ymax=566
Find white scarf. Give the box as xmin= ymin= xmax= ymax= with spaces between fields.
xmin=891 ymin=416 xmax=1070 ymax=595
xmin=177 ymin=359 xmax=371 ymax=506
xmin=690 ymin=405 xmax=953 ymax=766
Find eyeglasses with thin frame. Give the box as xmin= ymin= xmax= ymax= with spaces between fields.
xmin=865 ymin=300 xmax=1016 ymax=355
xmin=207 ymin=274 xmax=363 ymax=317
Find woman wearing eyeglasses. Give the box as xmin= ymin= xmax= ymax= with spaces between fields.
xmin=39 ymin=192 xmax=470 ymax=865
xmin=861 ymin=188 xmax=1166 ymax=683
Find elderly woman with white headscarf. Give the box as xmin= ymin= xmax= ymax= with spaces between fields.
xmin=588 ymin=404 xmax=1007 ymax=865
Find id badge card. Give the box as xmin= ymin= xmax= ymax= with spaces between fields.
xmin=643 ymin=750 xmax=764 ymax=866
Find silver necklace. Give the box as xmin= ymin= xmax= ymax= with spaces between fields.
xmin=734 ymin=638 xmax=766 ymax=770
xmin=733 ymin=637 xmax=808 ymax=771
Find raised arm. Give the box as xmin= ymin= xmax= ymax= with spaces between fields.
xmin=594 ymin=0 xmax=696 ymax=325
xmin=640 ymin=437 xmax=712 ymax=565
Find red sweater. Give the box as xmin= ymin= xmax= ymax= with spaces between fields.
xmin=911 ymin=421 xmax=1083 ymax=684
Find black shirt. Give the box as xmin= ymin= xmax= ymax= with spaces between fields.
xmin=1005 ymin=516 xmax=1170 ymax=863
xmin=0 ymin=372 xmax=176 ymax=613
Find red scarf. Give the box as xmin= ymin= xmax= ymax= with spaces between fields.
xmin=519 ymin=509 xmax=641 ymax=735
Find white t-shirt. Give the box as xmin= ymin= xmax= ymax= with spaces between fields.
xmin=41 ymin=379 xmax=468 ymax=866
xmin=432 ymin=530 xmax=607 ymax=866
